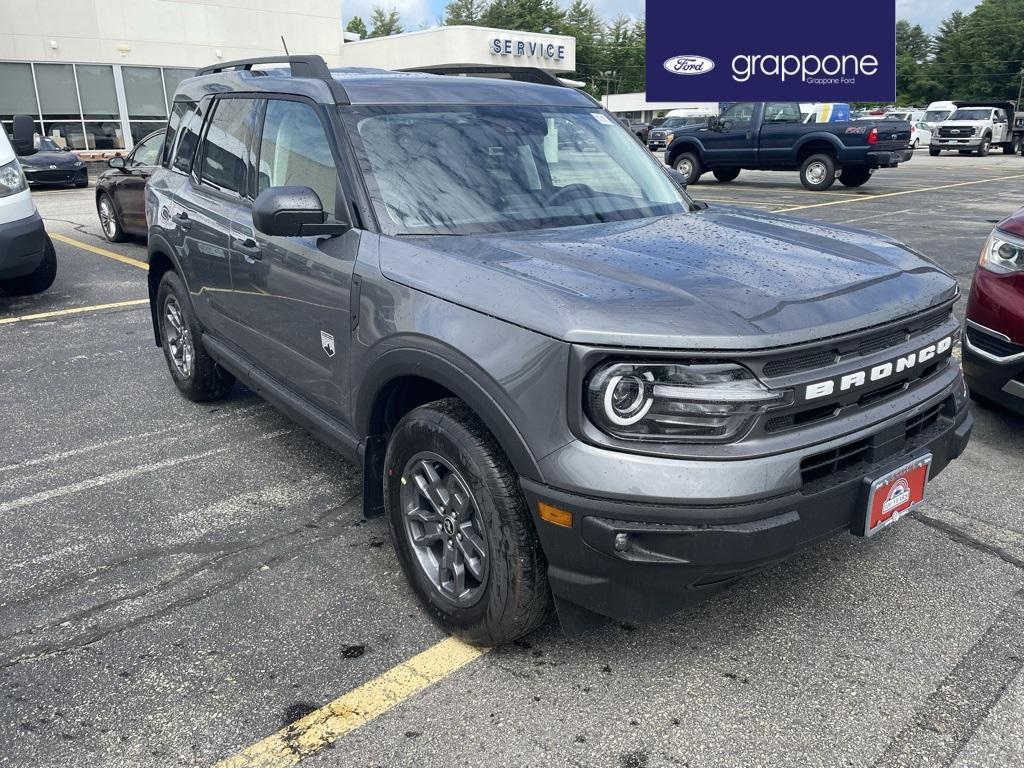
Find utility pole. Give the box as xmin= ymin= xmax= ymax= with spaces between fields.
xmin=1017 ymin=68 xmax=1024 ymax=111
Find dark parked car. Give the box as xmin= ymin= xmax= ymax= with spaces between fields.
xmin=647 ymin=116 xmax=710 ymax=151
xmin=963 ymin=207 xmax=1024 ymax=415
xmin=666 ymin=101 xmax=913 ymax=190
xmin=146 ymin=57 xmax=970 ymax=644
xmin=18 ymin=135 xmax=88 ymax=188
xmin=95 ymin=130 xmax=164 ymax=242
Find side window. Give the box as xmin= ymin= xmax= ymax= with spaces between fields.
xmin=763 ymin=103 xmax=800 ymax=123
xmin=131 ymin=132 xmax=163 ymax=167
xmin=172 ymin=100 xmax=204 ymax=174
xmin=162 ymin=100 xmax=189 ymax=168
xmin=257 ymin=99 xmax=339 ymax=219
xmin=720 ymin=102 xmax=755 ymax=128
xmin=199 ymin=98 xmax=254 ymax=195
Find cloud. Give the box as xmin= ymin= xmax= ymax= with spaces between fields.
xmin=344 ymin=0 xmax=440 ymax=33
xmin=895 ymin=0 xmax=981 ymax=31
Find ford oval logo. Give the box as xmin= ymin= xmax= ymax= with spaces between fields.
xmin=663 ymin=55 xmax=715 ymax=76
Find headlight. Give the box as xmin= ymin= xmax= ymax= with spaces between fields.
xmin=979 ymin=229 xmax=1024 ymax=274
xmin=75 ymin=160 xmax=84 ymax=167
xmin=585 ymin=362 xmax=789 ymax=443
xmin=0 ymin=158 xmax=27 ymax=198
xmin=975 ymin=127 xmax=983 ymax=137
xmin=665 ymin=133 xmax=675 ymax=144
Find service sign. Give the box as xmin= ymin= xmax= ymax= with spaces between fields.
xmin=645 ymin=0 xmax=896 ymax=102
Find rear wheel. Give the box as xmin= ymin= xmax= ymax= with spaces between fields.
xmin=0 ymin=235 xmax=56 ymax=295
xmin=838 ymin=166 xmax=872 ymax=187
xmin=1004 ymin=137 xmax=1020 ymax=154
xmin=97 ymin=193 xmax=128 ymax=243
xmin=672 ymin=152 xmax=702 ymax=185
xmin=156 ymin=271 xmax=235 ymax=401
xmin=712 ymin=167 xmax=740 ymax=182
xmin=384 ymin=399 xmax=552 ymax=645
xmin=799 ymin=153 xmax=836 ymax=191
xmin=929 ymin=147 xmax=941 ymax=156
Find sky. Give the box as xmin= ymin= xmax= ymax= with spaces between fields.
xmin=342 ymin=0 xmax=983 ymax=36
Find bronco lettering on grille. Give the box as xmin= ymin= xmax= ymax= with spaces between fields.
xmin=804 ymin=336 xmax=953 ymax=401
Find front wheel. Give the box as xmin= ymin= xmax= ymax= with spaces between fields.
xmin=799 ymin=153 xmax=836 ymax=191
xmin=0 ymin=235 xmax=56 ymax=295
xmin=978 ymin=137 xmax=991 ymax=157
xmin=838 ymin=166 xmax=872 ymax=187
xmin=384 ymin=399 xmax=552 ymax=645
xmin=672 ymin=152 xmax=702 ymax=185
xmin=929 ymin=147 xmax=941 ymax=156
xmin=912 ymin=138 xmax=919 ymax=149
xmin=156 ymin=271 xmax=235 ymax=401
xmin=713 ymin=167 xmax=740 ymax=182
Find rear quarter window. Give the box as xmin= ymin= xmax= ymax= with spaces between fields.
xmin=171 ymin=100 xmax=205 ymax=174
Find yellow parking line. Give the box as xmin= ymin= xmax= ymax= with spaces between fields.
xmin=50 ymin=232 xmax=148 ymax=270
xmin=0 ymin=299 xmax=149 ymax=326
xmin=777 ymin=173 xmax=1024 ymax=213
xmin=216 ymin=636 xmax=489 ymax=768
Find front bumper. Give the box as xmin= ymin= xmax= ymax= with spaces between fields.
xmin=24 ymin=167 xmax=87 ymax=186
xmin=523 ymin=394 xmax=972 ymax=629
xmin=931 ymin=137 xmax=982 ymax=149
xmin=963 ymin=321 xmax=1024 ymax=416
xmin=867 ymin=149 xmax=913 ymax=167
xmin=0 ymin=211 xmax=47 ymax=280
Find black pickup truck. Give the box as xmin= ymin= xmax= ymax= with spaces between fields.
xmin=666 ymin=101 xmax=913 ymax=191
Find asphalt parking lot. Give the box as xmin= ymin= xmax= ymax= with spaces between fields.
xmin=3 ymin=152 xmax=1024 ymax=768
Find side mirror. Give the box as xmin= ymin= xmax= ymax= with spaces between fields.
xmin=252 ymin=186 xmax=351 ymax=237
xmin=12 ymin=115 xmax=36 ymax=156
xmin=107 ymin=156 xmax=126 ymax=170
xmin=667 ymin=168 xmax=689 ymax=188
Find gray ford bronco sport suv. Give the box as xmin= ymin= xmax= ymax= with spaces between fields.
xmin=147 ymin=56 xmax=972 ymax=644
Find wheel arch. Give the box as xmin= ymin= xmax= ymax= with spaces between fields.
xmin=666 ymin=138 xmax=704 ymax=166
xmin=794 ymin=134 xmax=842 ymax=164
xmin=146 ymin=232 xmax=186 ymax=346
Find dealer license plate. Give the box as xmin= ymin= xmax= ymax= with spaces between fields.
xmin=861 ymin=454 xmax=932 ymax=537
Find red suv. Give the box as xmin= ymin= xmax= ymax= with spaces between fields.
xmin=964 ymin=207 xmax=1024 ymax=415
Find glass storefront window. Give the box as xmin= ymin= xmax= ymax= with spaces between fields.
xmin=44 ymin=121 xmax=87 ymax=150
xmin=35 ymin=63 xmax=80 ymax=120
xmin=130 ymin=121 xmax=166 ymax=144
xmin=77 ymin=65 xmax=119 ymax=119
xmin=124 ymin=66 xmax=167 ymax=119
xmin=84 ymin=121 xmax=125 ymax=150
xmin=162 ymin=68 xmax=195 ymax=105
xmin=0 ymin=62 xmax=39 ymax=123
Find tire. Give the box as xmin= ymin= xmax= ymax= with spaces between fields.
xmin=799 ymin=153 xmax=837 ymax=191
xmin=75 ymin=179 xmax=88 ymax=188
xmin=713 ymin=167 xmax=740 ymax=182
xmin=97 ymin=192 xmax=128 ymax=243
xmin=384 ymin=398 xmax=552 ymax=645
xmin=0 ymin=234 xmax=56 ymax=295
xmin=912 ymin=138 xmax=919 ymax=149
xmin=978 ymin=137 xmax=991 ymax=157
xmin=672 ymin=151 xmax=702 ymax=185
xmin=838 ymin=166 xmax=872 ymax=187
xmin=156 ymin=270 xmax=235 ymax=401
xmin=1003 ymin=141 xmax=1017 ymax=155
xmin=929 ymin=147 xmax=941 ymax=157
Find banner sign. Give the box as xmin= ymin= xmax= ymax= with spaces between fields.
xmin=645 ymin=0 xmax=896 ymax=102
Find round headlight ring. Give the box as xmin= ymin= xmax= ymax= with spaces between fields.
xmin=603 ymin=372 xmax=654 ymax=426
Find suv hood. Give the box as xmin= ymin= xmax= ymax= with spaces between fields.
xmin=379 ymin=208 xmax=957 ymax=350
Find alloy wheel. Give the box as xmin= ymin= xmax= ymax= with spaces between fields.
xmin=163 ymin=296 xmax=194 ymax=378
xmin=98 ymin=197 xmax=117 ymax=239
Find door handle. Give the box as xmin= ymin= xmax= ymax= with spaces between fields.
xmin=172 ymin=212 xmax=192 ymax=231
xmin=233 ymin=237 xmax=263 ymax=261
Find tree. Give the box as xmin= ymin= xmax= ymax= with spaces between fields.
xmin=895 ymin=20 xmax=932 ymax=103
xmin=444 ymin=0 xmax=489 ymax=25
xmin=562 ymin=0 xmax=604 ymax=95
xmin=368 ymin=6 xmax=404 ymax=38
xmin=481 ymin=0 xmax=564 ymax=32
xmin=346 ymin=16 xmax=369 ymax=38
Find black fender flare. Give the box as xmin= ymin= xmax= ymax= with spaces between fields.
xmin=355 ymin=342 xmax=543 ymax=482
xmin=146 ymin=232 xmax=190 ymax=345
xmin=793 ymin=132 xmax=844 ymax=158
xmin=666 ymin=138 xmax=704 ymax=166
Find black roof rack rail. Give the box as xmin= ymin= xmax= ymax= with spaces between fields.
xmin=196 ymin=55 xmax=349 ymax=104
xmin=401 ymin=64 xmax=569 ymax=88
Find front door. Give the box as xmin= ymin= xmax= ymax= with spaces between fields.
xmin=116 ymin=131 xmax=164 ymax=233
xmin=225 ymin=98 xmax=356 ymax=421
xmin=703 ymin=102 xmax=758 ymax=166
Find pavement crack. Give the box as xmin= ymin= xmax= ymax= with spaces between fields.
xmin=914 ymin=513 xmax=1024 ymax=570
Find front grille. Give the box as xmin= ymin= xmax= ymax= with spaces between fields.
xmin=27 ymin=169 xmax=79 ymax=182
xmin=967 ymin=328 xmax=1024 ymax=358
xmin=800 ymin=400 xmax=947 ymax=486
xmin=939 ymin=127 xmax=973 ymax=138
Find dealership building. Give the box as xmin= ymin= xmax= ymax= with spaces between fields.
xmin=0 ymin=0 xmax=575 ymax=152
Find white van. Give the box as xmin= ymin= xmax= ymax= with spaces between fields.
xmin=922 ymin=101 xmax=957 ymax=131
xmin=0 ymin=116 xmax=55 ymax=295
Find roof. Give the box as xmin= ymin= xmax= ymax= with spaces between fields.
xmin=173 ymin=63 xmax=593 ymax=109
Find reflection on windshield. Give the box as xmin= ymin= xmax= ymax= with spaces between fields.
xmin=33 ymin=136 xmax=62 ymax=152
xmin=950 ymin=109 xmax=993 ymax=121
xmin=342 ymin=105 xmax=689 ymax=235
xmin=924 ymin=111 xmax=951 ymax=122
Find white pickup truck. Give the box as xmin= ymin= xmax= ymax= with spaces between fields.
xmin=0 ymin=116 xmax=55 ymax=294
xmin=929 ymin=100 xmax=1023 ymax=157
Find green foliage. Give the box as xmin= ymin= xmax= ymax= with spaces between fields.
xmin=368 ymin=6 xmax=404 ymax=38
xmin=897 ymin=1 xmax=1024 ymax=106
xmin=346 ymin=16 xmax=369 ymax=38
xmin=444 ymin=0 xmax=489 ymax=25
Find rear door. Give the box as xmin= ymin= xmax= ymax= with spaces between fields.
xmin=703 ymin=102 xmax=758 ymax=166
xmin=172 ymin=96 xmax=260 ymax=338
xmin=225 ymin=97 xmax=358 ymax=420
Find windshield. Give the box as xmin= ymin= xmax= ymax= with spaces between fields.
xmin=949 ymin=109 xmax=991 ymax=121
xmin=33 ymin=136 xmax=62 ymax=151
xmin=924 ymin=110 xmax=952 ymax=122
xmin=341 ymin=105 xmax=690 ymax=236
